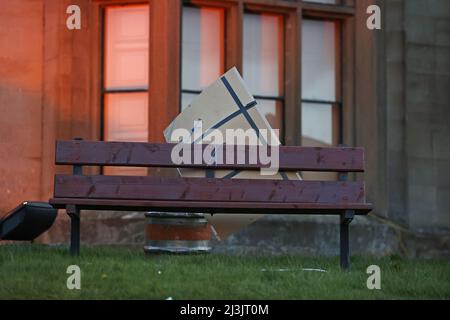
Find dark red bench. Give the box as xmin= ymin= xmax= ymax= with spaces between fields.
xmin=49 ymin=139 xmax=372 ymax=269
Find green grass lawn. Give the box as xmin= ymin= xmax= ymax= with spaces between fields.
xmin=0 ymin=244 xmax=448 ymax=299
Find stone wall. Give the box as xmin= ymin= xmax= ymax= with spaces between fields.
xmin=403 ymin=0 xmax=450 ymax=232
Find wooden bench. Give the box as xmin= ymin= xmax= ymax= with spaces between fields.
xmin=49 ymin=139 xmax=372 ymax=269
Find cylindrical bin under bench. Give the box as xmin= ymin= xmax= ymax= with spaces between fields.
xmin=144 ymin=212 xmax=212 ymax=254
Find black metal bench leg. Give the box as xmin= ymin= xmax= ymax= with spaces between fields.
xmin=66 ymin=205 xmax=80 ymax=256
xmin=340 ymin=210 xmax=354 ymax=270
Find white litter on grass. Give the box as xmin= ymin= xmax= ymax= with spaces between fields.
xmin=260 ymin=268 xmax=327 ymax=273
xmin=302 ymin=268 xmax=327 ymax=273
xmin=261 ymin=268 xmax=289 ymax=272
xmin=158 ymin=270 xmax=162 ymax=275
xmin=165 ymin=297 xmax=173 ymax=300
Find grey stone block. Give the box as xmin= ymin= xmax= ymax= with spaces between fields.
xmin=386 ymin=0 xmax=404 ymax=32
xmin=387 ymin=121 xmax=405 ymax=150
xmin=408 ymin=185 xmax=438 ymax=228
xmin=407 ymin=102 xmax=448 ymax=127
xmin=405 ymin=0 xmax=450 ymax=18
xmin=436 ymin=188 xmax=450 ymax=228
xmin=406 ymin=73 xmax=448 ymax=106
xmin=400 ymin=231 xmax=450 ymax=258
xmin=408 ymin=157 xmax=435 ymax=186
xmin=435 ymin=18 xmax=450 ymax=47
xmin=433 ymin=74 xmax=450 ymax=103
xmin=213 ymin=215 xmax=399 ymax=257
xmin=405 ymin=15 xmax=435 ymax=45
xmin=406 ymin=122 xmax=433 ymax=158
xmin=386 ymin=32 xmax=405 ymax=62
xmin=406 ymin=44 xmax=435 ymax=74
xmin=435 ymin=47 xmax=450 ymax=74
xmin=435 ymin=160 xmax=450 ymax=187
xmin=386 ymin=61 xmax=405 ymax=109
xmin=406 ymin=72 xmax=433 ymax=105
xmin=432 ymin=131 xmax=450 ymax=160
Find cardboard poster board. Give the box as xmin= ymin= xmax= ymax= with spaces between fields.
xmin=164 ymin=67 xmax=301 ymax=240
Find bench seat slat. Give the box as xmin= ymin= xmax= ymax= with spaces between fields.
xmin=54 ymin=174 xmax=367 ymax=205
xmin=55 ymin=140 xmax=365 ymax=172
xmin=49 ymin=198 xmax=372 ymax=214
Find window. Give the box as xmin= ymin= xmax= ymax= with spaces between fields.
xmin=181 ymin=5 xmax=225 ymax=110
xmin=96 ymin=0 xmax=355 ymax=178
xmin=301 ymin=18 xmax=341 ymax=147
xmin=103 ymin=4 xmax=149 ymax=175
xmin=243 ymin=12 xmax=285 ymax=140
xmin=300 ymin=0 xmax=353 ymax=180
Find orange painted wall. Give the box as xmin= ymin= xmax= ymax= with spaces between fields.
xmin=0 ymin=0 xmax=178 ymax=223
xmin=0 ymin=0 xmax=99 ymax=220
xmin=0 ymin=0 xmax=44 ymax=216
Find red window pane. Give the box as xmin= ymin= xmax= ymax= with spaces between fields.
xmin=104 ymin=93 xmax=148 ymax=143
xmin=103 ymin=92 xmax=148 ymax=176
xmin=105 ymin=5 xmax=149 ymax=89
xmin=103 ymin=5 xmax=149 ymax=176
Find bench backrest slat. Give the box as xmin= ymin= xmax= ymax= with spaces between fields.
xmin=54 ymin=175 xmax=366 ymax=204
xmin=55 ymin=140 xmax=364 ymax=172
